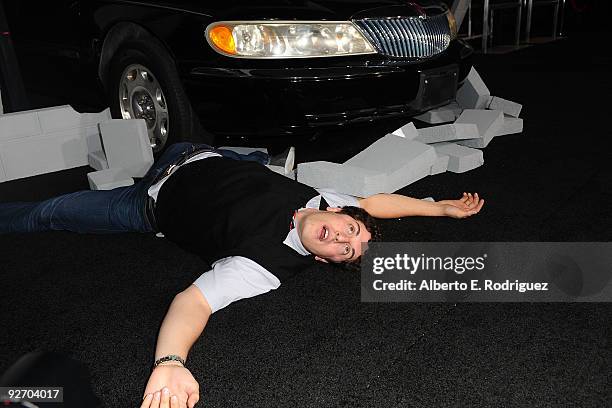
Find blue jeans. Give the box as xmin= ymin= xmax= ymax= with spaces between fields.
xmin=0 ymin=143 xmax=269 ymax=234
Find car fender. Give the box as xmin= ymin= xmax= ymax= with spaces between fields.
xmin=98 ymin=21 xmax=176 ymax=90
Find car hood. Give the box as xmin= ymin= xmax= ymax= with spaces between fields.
xmin=153 ymin=0 xmax=448 ymax=20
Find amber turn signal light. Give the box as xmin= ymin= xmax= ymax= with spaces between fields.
xmin=208 ymin=25 xmax=236 ymax=55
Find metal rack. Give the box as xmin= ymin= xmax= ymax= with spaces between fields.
xmin=454 ymin=0 xmax=566 ymax=53
xmin=524 ymin=0 xmax=565 ymax=43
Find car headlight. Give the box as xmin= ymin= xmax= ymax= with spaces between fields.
xmin=446 ymin=11 xmax=458 ymax=40
xmin=206 ymin=21 xmax=377 ymax=58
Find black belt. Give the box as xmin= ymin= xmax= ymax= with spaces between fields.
xmin=145 ymin=146 xmax=218 ymax=233
xmin=150 ymin=147 xmax=218 ymax=187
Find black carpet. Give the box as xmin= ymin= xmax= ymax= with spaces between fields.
xmin=1 ymin=34 xmax=611 ymax=407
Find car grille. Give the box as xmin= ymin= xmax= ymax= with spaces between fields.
xmin=354 ymin=13 xmax=451 ymax=59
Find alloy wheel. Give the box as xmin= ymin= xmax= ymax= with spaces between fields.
xmin=118 ymin=63 xmax=169 ymax=152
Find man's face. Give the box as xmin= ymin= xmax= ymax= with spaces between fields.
xmin=297 ymin=208 xmax=372 ymax=263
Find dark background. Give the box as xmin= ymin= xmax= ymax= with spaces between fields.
xmin=1 ymin=3 xmax=611 ymax=407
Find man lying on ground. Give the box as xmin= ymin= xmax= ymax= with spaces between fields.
xmin=0 ymin=142 xmax=484 ymax=408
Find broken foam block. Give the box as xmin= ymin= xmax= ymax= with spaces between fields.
xmin=430 ymin=154 xmax=450 ymax=175
xmin=487 ymin=96 xmax=522 ymax=118
xmin=88 ymin=150 xmax=108 ymax=171
xmin=98 ymin=119 xmax=153 ymax=178
xmin=456 ymin=67 xmax=490 ymax=110
xmin=87 ymin=168 xmax=134 ymax=190
xmin=344 ymin=135 xmax=437 ymax=192
xmin=390 ymin=122 xmax=418 ymax=139
xmin=416 ymin=123 xmax=479 ymax=144
xmin=496 ymin=116 xmax=524 ymax=136
xmin=432 ymin=143 xmax=484 ymax=173
xmin=0 ymin=106 xmax=111 ymax=183
xmin=298 ymin=134 xmax=438 ymax=196
xmin=0 ymin=128 xmax=90 ymax=182
xmin=455 ymin=109 xmax=504 ymax=148
xmin=297 ymin=161 xmax=387 ymax=197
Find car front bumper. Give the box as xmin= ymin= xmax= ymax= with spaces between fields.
xmin=183 ymin=39 xmax=473 ymax=140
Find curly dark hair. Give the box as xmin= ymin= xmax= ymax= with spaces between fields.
xmin=334 ymin=206 xmax=381 ymax=271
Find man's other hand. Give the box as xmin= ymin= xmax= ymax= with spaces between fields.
xmin=141 ymin=365 xmax=199 ymax=408
xmin=439 ymin=192 xmax=485 ymax=219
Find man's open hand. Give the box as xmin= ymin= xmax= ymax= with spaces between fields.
xmin=141 ymin=365 xmax=199 ymax=408
xmin=141 ymin=387 xmax=179 ymax=408
xmin=438 ymin=192 xmax=485 ymax=219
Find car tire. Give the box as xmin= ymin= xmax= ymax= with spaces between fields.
xmin=107 ymin=39 xmax=213 ymax=154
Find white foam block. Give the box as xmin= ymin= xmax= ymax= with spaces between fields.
xmin=387 ymin=164 xmax=431 ymax=193
xmin=0 ymin=111 xmax=42 ymax=142
xmin=456 ymin=67 xmax=491 ymax=110
xmin=433 ymin=143 xmax=484 ymax=173
xmin=297 ymin=161 xmax=387 ymax=197
xmin=99 ymin=119 xmax=153 ymax=178
xmin=0 ymin=90 xmax=3 ymax=114
xmin=88 ymin=150 xmax=108 ymax=171
xmin=87 ymin=168 xmax=134 ymax=190
xmin=421 ymin=197 xmax=435 ymax=202
xmin=0 ymin=106 xmax=113 ymax=183
xmin=488 ymin=96 xmax=522 ymax=118
xmin=414 ymin=105 xmax=458 ymax=124
xmin=266 ymin=164 xmax=296 ymax=179
xmin=0 ymin=128 xmax=89 ymax=182
xmin=0 ymin=106 xmax=111 ymax=144
xmin=430 ymin=154 xmax=450 ymax=175
xmin=218 ymin=146 xmax=269 ymax=155
xmin=391 ymin=122 xmax=418 ymax=139
xmin=416 ymin=123 xmax=479 ymax=144
xmin=344 ymin=135 xmax=437 ymax=192
xmin=37 ymin=105 xmax=111 ymax=133
xmin=455 ymin=109 xmax=504 ymax=148
xmin=496 ymin=116 xmax=524 ymax=136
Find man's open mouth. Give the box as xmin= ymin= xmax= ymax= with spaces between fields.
xmin=319 ymin=226 xmax=329 ymax=241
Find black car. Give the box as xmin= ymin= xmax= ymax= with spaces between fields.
xmin=4 ymin=0 xmax=472 ymax=152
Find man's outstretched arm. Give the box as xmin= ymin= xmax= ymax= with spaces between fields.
xmin=358 ymin=192 xmax=484 ymax=219
xmin=140 ymin=256 xmax=280 ymax=408
xmin=141 ymin=285 xmax=210 ymax=408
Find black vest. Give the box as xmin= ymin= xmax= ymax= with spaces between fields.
xmin=155 ymin=157 xmax=319 ymax=281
